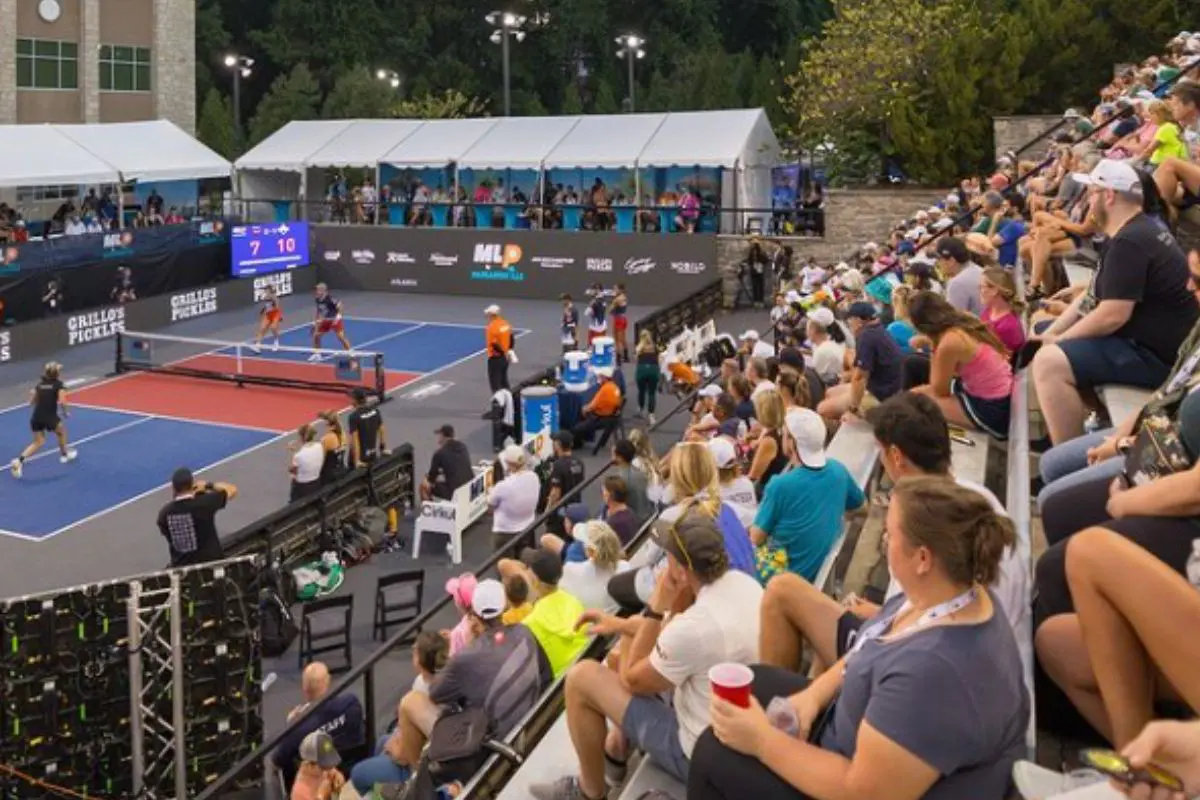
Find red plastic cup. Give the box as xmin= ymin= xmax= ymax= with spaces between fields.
xmin=709 ymin=663 xmax=754 ymax=708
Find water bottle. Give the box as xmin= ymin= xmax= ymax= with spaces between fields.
xmin=261 ymin=672 xmax=278 ymax=692
xmin=1187 ymin=539 xmax=1200 ymax=592
xmin=766 ymin=696 xmax=802 ymax=738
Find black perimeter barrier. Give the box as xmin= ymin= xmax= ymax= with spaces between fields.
xmin=311 ymin=226 xmax=718 ymax=304
xmin=196 ymin=293 xmax=721 ymax=799
xmin=0 ymin=267 xmax=316 ymax=368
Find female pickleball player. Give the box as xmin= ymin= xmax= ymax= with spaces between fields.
xmin=310 ymin=283 xmax=353 ymax=361
xmin=10 ymin=362 xmax=78 ymax=479
xmin=610 ymin=282 xmax=629 ymax=363
xmin=252 ymin=285 xmax=284 ymax=352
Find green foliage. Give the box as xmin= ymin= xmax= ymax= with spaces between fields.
xmin=248 ymin=64 xmax=321 ymax=146
xmin=322 ymin=68 xmax=396 ymax=119
xmin=393 ymin=90 xmax=487 ymax=120
xmin=196 ymin=87 xmax=235 ymax=159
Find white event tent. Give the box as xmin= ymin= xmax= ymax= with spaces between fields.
xmin=234 ymin=109 xmax=779 ymax=229
xmin=0 ymin=119 xmax=230 ymax=188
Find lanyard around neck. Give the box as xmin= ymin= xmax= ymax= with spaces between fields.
xmin=845 ymin=586 xmax=979 ymax=663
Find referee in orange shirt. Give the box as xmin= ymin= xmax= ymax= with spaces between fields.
xmin=484 ymin=304 xmax=514 ymax=392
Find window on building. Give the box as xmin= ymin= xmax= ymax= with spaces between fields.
xmin=99 ymin=45 xmax=152 ymax=92
xmin=16 ymin=39 xmax=79 ymax=90
xmin=15 ymin=185 xmax=80 ymax=203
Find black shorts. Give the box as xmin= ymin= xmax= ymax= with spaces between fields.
xmin=30 ymin=415 xmax=60 ymax=434
xmin=835 ymin=611 xmax=867 ymax=658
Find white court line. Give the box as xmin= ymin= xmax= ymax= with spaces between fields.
xmin=70 ymin=404 xmax=283 ymax=436
xmin=30 ymin=323 xmax=517 ymax=541
xmin=22 ymin=416 xmax=155 ymax=465
xmin=306 ymin=322 xmax=428 ymax=364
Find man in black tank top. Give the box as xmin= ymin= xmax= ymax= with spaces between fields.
xmin=11 ymin=362 xmax=78 ymax=479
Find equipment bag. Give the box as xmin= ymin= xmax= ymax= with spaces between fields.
xmin=260 ymin=587 xmax=299 ymax=657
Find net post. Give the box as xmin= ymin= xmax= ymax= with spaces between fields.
xmin=374 ymin=353 xmax=386 ymax=401
xmin=114 ymin=331 xmax=125 ymax=375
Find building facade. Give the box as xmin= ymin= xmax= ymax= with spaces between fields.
xmin=0 ymin=0 xmax=195 ymax=133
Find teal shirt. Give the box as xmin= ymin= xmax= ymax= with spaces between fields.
xmin=753 ymin=459 xmax=865 ymax=581
xmin=887 ymin=320 xmax=916 ymax=353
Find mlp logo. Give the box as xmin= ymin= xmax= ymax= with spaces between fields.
xmin=470 ymin=243 xmax=525 ymax=282
xmin=102 ymin=231 xmax=135 ymax=259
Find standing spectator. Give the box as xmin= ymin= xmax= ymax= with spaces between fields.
xmin=1032 ymin=159 xmax=1198 ymax=444
xmin=485 ymin=304 xmax=515 ymax=393
xmin=610 ymin=440 xmax=652 ymax=520
xmin=979 ymin=267 xmax=1027 ymax=353
xmin=158 ymin=468 xmax=237 ymax=567
xmin=347 ymin=388 xmax=386 ymax=468
xmin=934 ymin=236 xmax=984 ymax=315
xmin=530 ymin=512 xmax=763 ymax=799
xmin=289 ymin=424 xmax=325 ymax=501
xmin=316 ymin=411 xmax=346 ymax=486
xmin=634 ymin=330 xmax=661 ymax=424
xmin=545 ymin=431 xmax=585 ymax=535
xmin=420 ymin=424 xmax=473 ymax=502
xmin=145 ymin=188 xmax=164 ymax=223
xmin=272 ymin=662 xmax=365 ymax=788
xmin=488 ymin=445 xmax=540 ymax=552
xmin=817 ymin=303 xmax=904 ymax=421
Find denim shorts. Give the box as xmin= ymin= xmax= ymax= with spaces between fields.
xmin=1059 ymin=336 xmax=1169 ymax=390
xmin=621 ymin=696 xmax=691 ymax=783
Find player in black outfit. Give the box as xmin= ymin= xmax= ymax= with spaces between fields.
xmin=11 ymin=362 xmax=77 ymax=479
xmin=347 ymin=388 xmax=387 ymax=467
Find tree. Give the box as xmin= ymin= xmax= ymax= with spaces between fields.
xmin=322 ymin=67 xmax=396 ymax=119
xmin=251 ymin=0 xmax=387 ymax=84
xmin=592 ymin=79 xmax=621 ymax=114
xmin=393 ymin=90 xmax=487 ymax=119
xmin=197 ymin=88 xmax=236 ymax=158
xmin=561 ymin=82 xmax=584 ymax=115
xmin=248 ymin=64 xmax=321 ymax=145
xmin=195 ymin=0 xmax=231 ymax=102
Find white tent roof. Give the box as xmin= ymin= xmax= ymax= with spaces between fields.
xmin=53 ymin=120 xmax=231 ymax=182
xmin=0 ymin=125 xmax=120 ymax=187
xmin=380 ymin=118 xmax=500 ymax=168
xmin=305 ymin=120 xmax=426 ymax=168
xmin=457 ymin=116 xmax=583 ymax=170
xmin=637 ymin=109 xmax=778 ymax=168
xmin=235 ymin=120 xmax=354 ymax=172
xmin=543 ymin=113 xmax=669 ymax=169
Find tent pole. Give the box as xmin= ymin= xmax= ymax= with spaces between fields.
xmin=299 ymin=169 xmax=307 ymax=222
xmin=731 ymin=157 xmax=741 ymax=235
xmin=453 ymin=166 xmax=460 ymax=226
xmin=118 ymin=181 xmax=125 ymax=229
xmin=634 ymin=168 xmax=640 ymax=232
xmin=375 ymin=163 xmax=382 ymax=225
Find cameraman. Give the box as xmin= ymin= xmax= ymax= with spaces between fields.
xmin=158 ymin=467 xmax=237 ymax=568
xmin=742 ymin=238 xmax=770 ymax=308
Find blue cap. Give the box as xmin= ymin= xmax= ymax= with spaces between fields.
xmin=846 ymin=302 xmax=878 ymax=321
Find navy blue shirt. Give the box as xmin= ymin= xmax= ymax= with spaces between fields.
xmin=271 ymin=692 xmax=365 ymax=775
xmin=316 ymin=294 xmax=339 ymax=319
xmin=854 ymin=322 xmax=904 ymax=401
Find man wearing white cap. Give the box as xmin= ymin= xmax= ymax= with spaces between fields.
xmin=739 ymin=329 xmax=775 ymax=360
xmin=749 ymin=407 xmax=865 ymax=582
xmin=485 ymin=304 xmax=515 ymax=393
xmin=708 ymin=436 xmax=758 ymax=527
xmin=1033 ymin=158 xmax=1198 ymax=445
xmin=488 ymin=445 xmax=541 ymax=552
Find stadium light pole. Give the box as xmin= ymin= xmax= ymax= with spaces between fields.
xmin=376 ymin=68 xmax=402 ymax=91
xmin=615 ymin=34 xmax=646 ymax=113
xmin=223 ymin=54 xmax=254 ymax=146
xmin=486 ymin=11 xmax=547 ymax=116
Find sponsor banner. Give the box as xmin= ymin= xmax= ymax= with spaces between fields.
xmin=2 ymin=220 xmax=230 ymax=275
xmin=313 ymin=227 xmax=717 ymax=304
xmin=1 ymin=267 xmax=316 ymax=367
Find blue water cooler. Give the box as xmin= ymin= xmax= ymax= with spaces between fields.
xmin=562 ymin=351 xmax=591 ymax=393
xmin=591 ymin=336 xmax=616 ymax=372
xmin=521 ymin=385 xmax=559 ymax=460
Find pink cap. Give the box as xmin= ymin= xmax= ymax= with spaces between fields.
xmin=445 ymin=573 xmax=478 ymax=610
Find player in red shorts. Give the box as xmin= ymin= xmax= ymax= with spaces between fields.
xmin=252 ymin=285 xmax=284 ymax=352
xmin=310 ymin=283 xmax=353 ymax=361
xmin=609 ymin=282 xmax=629 ymax=363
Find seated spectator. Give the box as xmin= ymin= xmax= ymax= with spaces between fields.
xmin=709 ymin=436 xmax=758 ymax=527
xmin=544 ymin=520 xmax=630 ymax=611
xmin=690 ymin=477 xmax=1028 ymax=800
xmin=1032 ymin=159 xmax=1198 ymax=444
xmin=487 ymin=445 xmax=540 ymax=553
xmin=908 ymin=291 xmax=1014 ymax=438
xmin=419 ymin=424 xmax=472 ymax=501
xmin=531 ymin=512 xmax=764 ymax=799
xmin=502 ymin=573 xmax=534 ymax=625
xmin=817 ymin=303 xmax=905 ymax=421
xmin=351 ymin=580 xmax=551 ymax=793
xmin=729 ymin=374 xmax=757 ymax=423
xmin=1152 ymin=81 xmax=1200 ymax=222
xmin=806 ymin=306 xmax=849 ymax=385
xmin=545 ymin=474 xmax=638 ymax=556
xmin=444 ymin=573 xmax=478 ymax=657
xmin=1038 ymin=246 xmax=1200 ymax=510
xmin=979 ymin=267 xmax=1027 ymax=353
xmin=685 ymin=385 xmax=725 ymax=439
xmin=272 ymin=663 xmax=365 ymax=788
xmin=740 ymin=329 xmax=775 ymax=360
xmin=751 ymin=408 xmax=865 ymax=583
xmin=571 ymin=367 xmax=622 ymax=449
xmin=410 ymin=630 xmax=449 ymax=695
xmin=499 ymin=549 xmax=590 ymax=677
xmin=934 ymin=236 xmax=984 ymax=315
xmin=746 ymin=356 xmax=777 ymax=399
xmin=291 ymin=732 xmax=345 ymax=800
xmin=775 ymin=363 xmax=817 ymax=411
xmin=989 ymin=194 xmax=1028 ymax=267
xmin=610 ymin=440 xmax=653 ymax=520
xmin=886 ymin=285 xmax=918 ymax=353
xmin=746 ymin=389 xmax=788 ymax=498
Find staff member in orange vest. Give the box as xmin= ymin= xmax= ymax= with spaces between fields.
xmin=485 ymin=304 xmax=515 ymax=392
xmin=570 ymin=366 xmax=623 ymax=449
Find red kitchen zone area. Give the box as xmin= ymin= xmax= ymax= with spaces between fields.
xmin=70 ymin=355 xmax=418 ymax=432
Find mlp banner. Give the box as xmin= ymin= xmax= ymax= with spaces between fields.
xmin=1 ymin=219 xmax=228 ymax=276
xmin=312 ymin=226 xmax=718 ymax=304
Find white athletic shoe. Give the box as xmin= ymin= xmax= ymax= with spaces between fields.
xmin=307 ymin=353 xmax=322 ymax=362
xmin=10 ymin=459 xmax=22 ymax=479
xmin=271 ymin=340 xmax=280 ymax=351
xmin=1012 ymin=761 xmax=1106 ymax=799
xmin=648 ymin=413 xmax=656 ymax=426
xmin=251 ymin=343 xmax=262 ymax=354
xmin=60 ymin=449 xmax=78 ymax=464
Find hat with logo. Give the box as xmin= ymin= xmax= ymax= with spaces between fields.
xmin=845 ymin=302 xmax=878 ymax=321
xmin=785 ymin=407 xmax=827 ymax=468
xmin=808 ymin=306 xmax=836 ymax=328
xmin=521 ymin=547 xmax=563 ymax=586
xmin=484 ymin=304 xmax=501 ymax=315
xmin=697 ymin=384 xmax=723 ymax=399
xmin=470 ymin=578 xmax=506 ymax=620
xmin=778 ymin=347 xmax=805 ymax=371
xmin=1071 ymin=159 xmax=1144 ymax=195
xmin=707 ymin=436 xmax=738 ymax=469
xmin=299 ymin=731 xmax=341 ymax=769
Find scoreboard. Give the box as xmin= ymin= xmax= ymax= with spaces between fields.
xmin=231 ymin=221 xmax=309 ymax=277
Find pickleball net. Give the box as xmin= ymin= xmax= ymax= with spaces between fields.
xmin=114 ymin=330 xmax=388 ymax=398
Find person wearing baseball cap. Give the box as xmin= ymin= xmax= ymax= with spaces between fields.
xmin=294 ymin=731 xmax=345 ymax=800
xmin=804 ymin=305 xmax=848 ymax=386
xmin=545 ymin=430 xmax=585 ymax=535
xmin=709 ymin=436 xmax=758 ymax=527
xmin=419 ymin=423 xmax=472 ymax=502
xmin=748 ymin=406 xmax=864 ymax=581
xmin=739 ymin=329 xmax=775 ymax=359
xmin=530 ymin=511 xmax=763 ymax=799
xmin=933 ymin=235 xmax=984 ymax=316
xmin=816 ymin=302 xmax=904 ymax=423
xmin=496 ymin=547 xmax=589 ymax=677
xmin=158 ymin=467 xmax=238 ymax=568
xmin=350 ymin=577 xmax=551 ymax=794
xmin=487 ymin=444 xmax=541 ymax=552
xmin=484 ymin=304 xmax=515 ymax=393
xmin=1033 ymin=156 xmax=1198 ymax=445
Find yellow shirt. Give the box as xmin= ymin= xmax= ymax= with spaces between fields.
xmin=1152 ymin=122 xmax=1189 ymax=165
xmin=522 ymin=589 xmax=589 ymax=677
xmin=502 ymin=602 xmax=533 ymax=626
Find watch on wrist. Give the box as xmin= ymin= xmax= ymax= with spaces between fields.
xmin=642 ymin=609 xmax=665 ymax=621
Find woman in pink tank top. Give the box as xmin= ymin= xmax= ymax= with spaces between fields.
xmin=908 ymin=291 xmax=1015 ymax=439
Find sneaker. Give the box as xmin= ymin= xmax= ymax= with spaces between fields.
xmin=648 ymin=413 xmax=656 ymax=426
xmin=1013 ymin=761 xmax=1106 ymax=799
xmin=251 ymin=343 xmax=261 ymax=354
xmin=271 ymin=340 xmax=280 ymax=351
xmin=529 ymin=776 xmax=596 ymax=800
xmin=604 ymin=755 xmax=628 ymax=788
xmin=307 ymin=353 xmax=322 ymax=362
xmin=60 ymin=449 xmax=78 ymax=464
xmin=10 ymin=459 xmax=22 ymax=479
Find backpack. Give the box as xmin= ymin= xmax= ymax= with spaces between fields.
xmin=260 ymin=586 xmax=298 ymax=657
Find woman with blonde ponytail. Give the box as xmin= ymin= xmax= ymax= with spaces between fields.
xmin=693 ymin=476 xmax=1028 ymax=800
xmin=979 ymin=267 xmax=1027 ymax=353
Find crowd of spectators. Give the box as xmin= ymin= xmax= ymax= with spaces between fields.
xmin=0 ymin=186 xmax=195 ymax=245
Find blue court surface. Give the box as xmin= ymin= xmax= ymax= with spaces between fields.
xmin=0 ymin=317 xmax=509 ymax=541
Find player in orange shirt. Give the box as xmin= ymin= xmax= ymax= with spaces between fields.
xmin=484 ymin=304 xmax=515 ymax=392
xmin=252 ymin=285 xmax=284 ymax=352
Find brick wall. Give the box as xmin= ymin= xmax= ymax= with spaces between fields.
xmin=153 ymin=0 xmax=196 ymax=135
xmin=717 ymin=186 xmax=951 ymax=307
xmin=0 ymin=0 xmax=15 ymax=124
xmin=993 ymin=115 xmax=1064 ymax=161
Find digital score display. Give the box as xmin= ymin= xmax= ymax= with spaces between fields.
xmin=230 ymin=221 xmax=310 ymax=278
